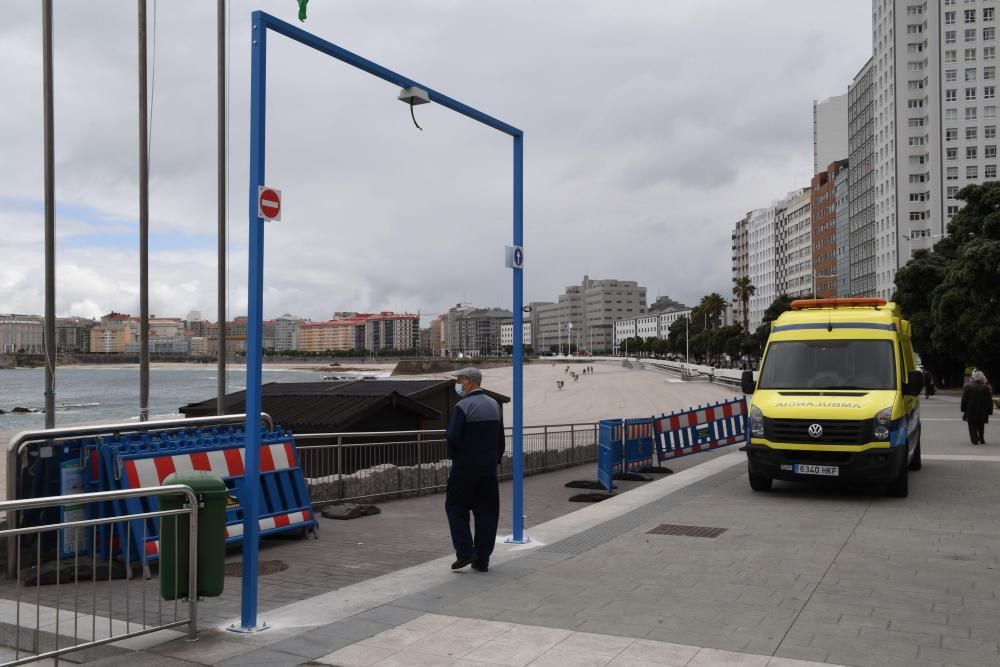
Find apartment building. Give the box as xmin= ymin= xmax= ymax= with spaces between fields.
xmin=811 ymin=160 xmax=849 ymax=298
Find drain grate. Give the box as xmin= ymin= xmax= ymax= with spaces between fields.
xmin=223 ymin=560 xmax=289 ymax=577
xmin=647 ymin=524 xmax=727 ymax=538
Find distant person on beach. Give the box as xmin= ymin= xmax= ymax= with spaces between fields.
xmin=445 ymin=368 xmax=505 ymax=572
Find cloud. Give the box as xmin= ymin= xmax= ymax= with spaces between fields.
xmin=0 ymin=0 xmax=872 ymax=321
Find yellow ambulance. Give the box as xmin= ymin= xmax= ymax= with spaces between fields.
xmin=741 ymin=298 xmax=923 ymax=497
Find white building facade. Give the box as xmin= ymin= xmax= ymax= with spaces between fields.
xmin=747 ymin=206 xmax=779 ymax=329
xmin=779 ymin=189 xmax=813 ymax=298
xmin=499 ymin=321 xmax=532 ymax=348
xmin=814 ymin=94 xmax=849 ymax=174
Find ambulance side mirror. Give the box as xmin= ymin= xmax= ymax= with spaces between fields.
xmin=905 ymin=370 xmax=924 ymax=397
xmin=741 ymin=370 xmax=756 ymax=395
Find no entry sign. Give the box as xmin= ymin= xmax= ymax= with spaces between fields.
xmin=257 ymin=186 xmax=282 ymax=221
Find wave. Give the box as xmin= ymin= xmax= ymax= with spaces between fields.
xmin=57 ymin=402 xmax=101 ymax=409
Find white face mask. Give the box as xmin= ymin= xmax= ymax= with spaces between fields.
xmin=455 ymin=383 xmax=466 ymax=397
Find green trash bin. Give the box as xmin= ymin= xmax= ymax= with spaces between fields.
xmin=159 ymin=471 xmax=228 ymax=600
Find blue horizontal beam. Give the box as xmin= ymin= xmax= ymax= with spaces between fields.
xmin=255 ymin=11 xmax=522 ymax=137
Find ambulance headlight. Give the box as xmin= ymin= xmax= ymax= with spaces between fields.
xmin=750 ymin=405 xmax=764 ymax=438
xmin=874 ymin=407 xmax=892 ymax=441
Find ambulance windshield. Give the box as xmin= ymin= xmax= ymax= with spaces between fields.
xmin=758 ymin=339 xmax=896 ymax=390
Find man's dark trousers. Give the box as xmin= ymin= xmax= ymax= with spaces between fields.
xmin=445 ymin=470 xmax=499 ymax=564
xmin=968 ymin=418 xmax=986 ymax=444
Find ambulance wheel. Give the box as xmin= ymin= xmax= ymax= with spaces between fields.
xmin=749 ymin=472 xmax=772 ymax=492
xmin=886 ymin=459 xmax=909 ymax=498
xmin=907 ymin=439 xmax=922 ymax=471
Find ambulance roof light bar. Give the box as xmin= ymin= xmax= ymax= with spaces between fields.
xmin=790 ymin=298 xmax=887 ymax=310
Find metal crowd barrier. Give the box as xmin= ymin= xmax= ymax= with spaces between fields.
xmin=0 ymin=485 xmax=199 ymax=666
xmin=5 ymin=413 xmax=273 ymax=580
xmin=296 ymin=422 xmax=600 ymax=505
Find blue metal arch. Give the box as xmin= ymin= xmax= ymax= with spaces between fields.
xmin=241 ymin=10 xmax=525 ymax=631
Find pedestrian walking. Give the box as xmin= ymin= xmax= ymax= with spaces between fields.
xmin=446 ymin=368 xmax=505 ymax=572
xmin=922 ymin=367 xmax=935 ymax=399
xmin=961 ymin=370 xmax=994 ymax=445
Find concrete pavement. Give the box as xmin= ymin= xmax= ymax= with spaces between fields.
xmin=7 ymin=390 xmax=1000 ymax=666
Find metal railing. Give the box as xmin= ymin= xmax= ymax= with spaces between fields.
xmin=5 ymin=413 xmax=272 ymax=579
xmin=0 ymin=485 xmax=198 ymax=666
xmin=297 ymin=422 xmax=600 ymax=505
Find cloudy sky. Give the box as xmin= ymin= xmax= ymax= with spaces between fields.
xmin=1 ymin=1 xmax=871 ymax=324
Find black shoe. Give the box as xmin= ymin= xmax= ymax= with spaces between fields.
xmin=451 ymin=557 xmax=473 ymax=570
xmin=471 ymin=561 xmax=489 ymax=572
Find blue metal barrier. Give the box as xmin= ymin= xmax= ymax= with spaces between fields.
xmin=92 ymin=426 xmax=315 ymax=562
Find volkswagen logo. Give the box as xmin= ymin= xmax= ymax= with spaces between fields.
xmin=808 ymin=423 xmax=824 ymax=439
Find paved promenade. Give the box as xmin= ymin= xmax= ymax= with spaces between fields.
xmin=5 ymin=391 xmax=1000 ymax=666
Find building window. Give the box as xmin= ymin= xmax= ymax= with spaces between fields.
xmin=987 ymin=145 xmax=998 ymax=158
xmin=948 ymin=167 xmax=960 ymax=180
xmin=988 ymin=105 xmax=998 ymax=118
xmin=967 ymin=28 xmax=978 ymax=42
xmin=988 ymin=85 xmax=997 ymax=99
xmin=948 ymin=186 xmax=960 ymax=198
xmin=967 ymin=67 xmax=978 ymax=81
xmin=946 ymin=69 xmax=958 ymax=82
xmin=967 ymin=106 xmax=979 ymax=120
xmin=946 ymin=11 xmax=957 ymax=24
xmin=987 ymin=27 xmax=997 ymax=41
xmin=948 ymin=205 xmax=960 ymax=216
xmin=987 ymin=47 xmax=997 ymax=60
xmin=987 ymin=7 xmax=996 ymax=22
xmin=966 ymin=9 xmax=977 ymax=24
xmin=908 ymin=117 xmax=925 ymax=127
xmin=987 ymin=66 xmax=997 ymax=80
xmin=968 ymin=146 xmax=979 ymax=159
xmin=947 ymin=88 xmax=958 ymax=101
xmin=987 ymin=164 xmax=998 ymax=178
xmin=986 ymin=125 xmax=997 ymax=138
xmin=967 ymin=126 xmax=979 ymax=140
xmin=967 ymin=87 xmax=978 ymax=100
xmin=947 ymin=108 xmax=959 ymax=121
xmin=967 ymin=48 xmax=978 ymax=61
xmin=947 ymin=146 xmax=959 ymax=159
xmin=947 ymin=30 xmax=958 ymax=44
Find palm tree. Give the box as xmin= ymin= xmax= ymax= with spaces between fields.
xmin=699 ymin=293 xmax=727 ymax=330
xmin=732 ymin=277 xmax=755 ymax=333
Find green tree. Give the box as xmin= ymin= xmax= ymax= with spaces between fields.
xmin=894 ymin=182 xmax=1000 ymax=383
xmin=732 ymin=277 xmax=755 ymax=333
xmin=699 ymin=293 xmax=727 ymax=330
xmin=751 ymin=294 xmax=796 ymax=356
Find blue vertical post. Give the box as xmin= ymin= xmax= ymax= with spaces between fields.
xmin=239 ymin=9 xmax=266 ymax=632
xmin=510 ymin=133 xmax=528 ymax=543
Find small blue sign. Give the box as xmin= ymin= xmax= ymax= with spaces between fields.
xmin=505 ymin=245 xmax=524 ymax=270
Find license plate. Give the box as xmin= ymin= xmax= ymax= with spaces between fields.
xmin=793 ymin=464 xmax=839 ymax=477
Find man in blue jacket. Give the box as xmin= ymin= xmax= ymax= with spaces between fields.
xmin=446 ymin=367 xmax=505 ymax=572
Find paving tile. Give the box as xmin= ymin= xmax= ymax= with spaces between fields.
xmin=614 ymin=638 xmax=700 ymax=666
xmin=316 ymin=617 xmax=394 ymax=642
xmin=445 ymin=618 xmax=514 ymax=640
xmin=374 ymin=651 xmax=459 ymax=666
xmin=404 ymin=632 xmax=490 ymax=659
xmin=358 ymin=627 xmax=431 ymax=649
xmin=214 ymin=647 xmax=307 ymax=667
xmin=397 ymin=614 xmax=460 ymax=634
xmin=462 ymin=639 xmax=549 ymax=666
xmin=495 ymin=624 xmax=573 ymax=649
xmin=351 ymin=605 xmax=426 ymax=627
xmin=266 ymin=632 xmax=355 ymax=659
xmin=314 ymin=642 xmax=396 ymax=666
xmin=554 ymin=632 xmax=634 ymax=657
xmin=150 ymin=634 xmax=256 ymax=663
xmin=685 ymin=648 xmax=770 ymax=666
xmin=528 ymin=647 xmax=613 ymax=667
